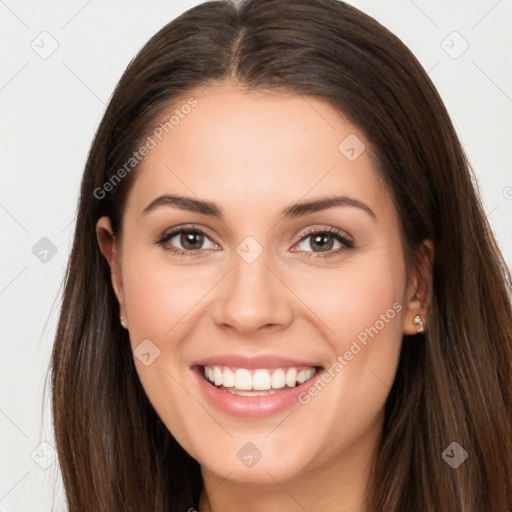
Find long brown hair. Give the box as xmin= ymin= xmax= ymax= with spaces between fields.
xmin=49 ymin=0 xmax=512 ymax=510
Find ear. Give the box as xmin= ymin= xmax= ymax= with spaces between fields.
xmin=402 ymin=239 xmax=434 ymax=335
xmin=96 ymin=216 xmax=126 ymax=325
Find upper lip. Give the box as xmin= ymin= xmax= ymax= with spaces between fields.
xmin=191 ymin=354 xmax=323 ymax=369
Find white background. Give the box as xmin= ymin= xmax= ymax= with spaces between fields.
xmin=1 ymin=0 xmax=511 ymax=510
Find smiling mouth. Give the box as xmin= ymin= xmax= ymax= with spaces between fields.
xmin=198 ymin=365 xmax=322 ymax=396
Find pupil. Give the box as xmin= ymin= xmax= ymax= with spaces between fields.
xmin=182 ymin=231 xmax=203 ymax=250
xmin=312 ymin=234 xmax=333 ymax=252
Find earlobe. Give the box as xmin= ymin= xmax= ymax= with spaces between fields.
xmin=402 ymin=239 xmax=434 ymax=335
xmin=412 ymin=314 xmax=425 ymax=334
xmin=96 ymin=216 xmax=125 ymax=316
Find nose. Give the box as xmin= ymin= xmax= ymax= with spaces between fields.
xmin=212 ymin=250 xmax=294 ymax=335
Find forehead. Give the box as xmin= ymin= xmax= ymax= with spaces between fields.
xmin=124 ymin=82 xmax=392 ymax=222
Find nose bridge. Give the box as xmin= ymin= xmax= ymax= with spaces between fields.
xmin=212 ymin=241 xmax=292 ymax=333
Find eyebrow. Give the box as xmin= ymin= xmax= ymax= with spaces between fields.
xmin=142 ymin=194 xmax=377 ymax=222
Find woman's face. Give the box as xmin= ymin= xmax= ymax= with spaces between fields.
xmin=97 ymin=82 xmax=425 ymax=486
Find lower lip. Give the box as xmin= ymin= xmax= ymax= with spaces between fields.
xmin=192 ymin=366 xmax=321 ymax=418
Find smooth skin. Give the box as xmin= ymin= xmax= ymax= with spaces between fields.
xmin=97 ymin=81 xmax=433 ymax=512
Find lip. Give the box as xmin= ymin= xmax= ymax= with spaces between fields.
xmin=190 ymin=354 xmax=322 ymax=369
xmin=192 ymin=364 xmax=323 ymax=418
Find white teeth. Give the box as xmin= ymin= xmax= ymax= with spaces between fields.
xmin=271 ymin=368 xmax=286 ymax=389
xmin=285 ymin=368 xmax=297 ymax=387
xmin=226 ymin=388 xmax=281 ymax=396
xmin=253 ymin=369 xmax=272 ymax=390
xmin=297 ymin=369 xmax=307 ymax=384
xmin=202 ymin=365 xmax=318 ymax=391
xmin=234 ymin=369 xmax=253 ymax=390
xmin=298 ymin=368 xmax=315 ymax=383
xmin=213 ymin=367 xmax=223 ymax=386
xmin=222 ymin=367 xmax=235 ymax=388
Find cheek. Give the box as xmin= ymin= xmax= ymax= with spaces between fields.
xmin=290 ymin=249 xmax=406 ymax=441
xmin=328 ymin=252 xmax=405 ymax=378
xmin=288 ymin=253 xmax=405 ymax=353
xmin=119 ymin=257 xmax=206 ymax=452
xmin=119 ymin=246 xmax=223 ymax=439
xmin=122 ymin=247 xmax=215 ymax=337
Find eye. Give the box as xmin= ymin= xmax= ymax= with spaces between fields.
xmin=155 ymin=225 xmax=354 ymax=259
xmin=155 ymin=225 xmax=219 ymax=257
xmin=292 ymin=227 xmax=354 ymax=258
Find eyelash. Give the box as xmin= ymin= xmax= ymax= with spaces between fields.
xmin=154 ymin=225 xmax=355 ymax=259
